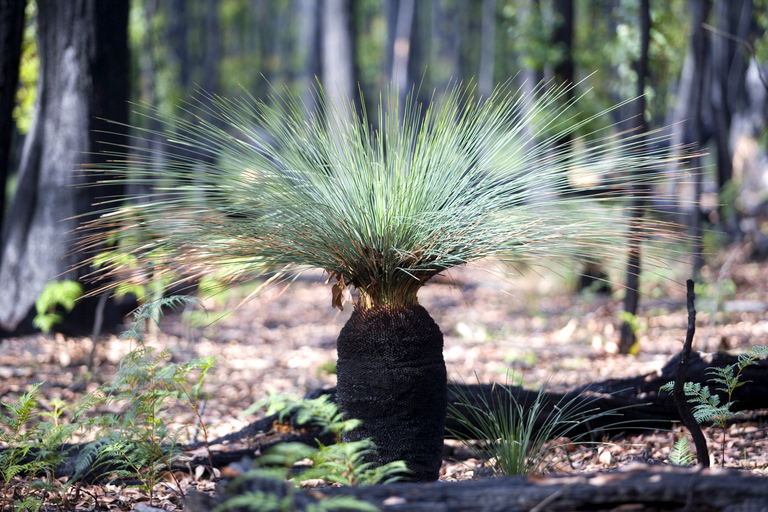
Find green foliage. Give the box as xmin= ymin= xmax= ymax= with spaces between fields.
xmin=0 ymin=383 xmax=86 ymax=512
xmin=32 ymin=280 xmax=83 ymax=333
xmin=13 ymin=0 xmax=38 ymax=135
xmin=81 ymin=80 xmax=690 ymax=312
xmin=1 ymin=297 xmax=217 ymax=509
xmin=316 ymin=360 xmax=337 ymax=377
xmin=669 ymin=436 xmax=696 ymax=467
xmin=82 ymin=297 xmax=214 ymax=503
xmin=245 ymin=394 xmax=408 ymax=486
xmin=447 ymin=377 xmax=624 ymax=476
xmin=212 ymin=394 xmax=405 ymax=510
xmin=661 ymin=345 xmax=768 ymax=466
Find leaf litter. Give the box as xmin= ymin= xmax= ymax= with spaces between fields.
xmin=1 ymin=248 xmax=767 ymax=509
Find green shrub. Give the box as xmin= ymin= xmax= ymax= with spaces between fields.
xmin=32 ymin=280 xmax=83 ymax=333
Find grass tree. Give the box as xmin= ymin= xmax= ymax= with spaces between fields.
xmin=77 ymin=81 xmax=690 ymax=481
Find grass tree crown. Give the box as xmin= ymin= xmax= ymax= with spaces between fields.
xmin=78 ymin=81 xmax=690 ymax=309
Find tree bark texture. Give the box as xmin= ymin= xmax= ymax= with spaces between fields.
xmin=186 ymin=464 xmax=768 ymax=512
xmin=0 ymin=0 xmax=129 ymax=334
xmin=0 ymin=0 xmax=26 ymax=245
xmin=336 ymin=304 xmax=447 ymax=482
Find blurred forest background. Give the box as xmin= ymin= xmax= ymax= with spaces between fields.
xmin=1 ymin=0 xmax=768 ymax=338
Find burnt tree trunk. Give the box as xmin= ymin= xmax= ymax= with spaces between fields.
xmin=0 ymin=0 xmax=130 ymax=335
xmin=0 ymin=0 xmax=26 ymax=242
xmin=336 ymin=305 xmax=447 ymax=482
xmin=617 ymin=0 xmax=650 ymax=354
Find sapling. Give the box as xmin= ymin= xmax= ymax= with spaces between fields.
xmin=77 ymin=80 xmax=693 ymax=481
xmin=661 ymin=345 xmax=768 ymax=467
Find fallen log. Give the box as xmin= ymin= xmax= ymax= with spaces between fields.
xmin=36 ymin=349 xmax=768 ymax=480
xmin=204 ymin=350 xmax=768 ymax=450
xmin=184 ymin=463 xmax=768 ymax=512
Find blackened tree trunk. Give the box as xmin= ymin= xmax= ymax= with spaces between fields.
xmin=336 ymin=304 xmax=447 ymax=482
xmin=0 ymin=0 xmax=129 ymax=334
xmin=690 ymin=0 xmax=712 ymax=277
xmin=710 ymin=0 xmax=734 ymax=197
xmin=552 ymin=0 xmax=573 ymax=88
xmin=618 ymin=0 xmax=650 ymax=354
xmin=0 ymin=0 xmax=26 ymax=243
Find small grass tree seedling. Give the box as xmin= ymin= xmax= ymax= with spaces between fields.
xmin=77 ymin=79 xmax=695 ymax=481
xmin=661 ymin=345 xmax=768 ymax=467
xmin=447 ymin=376 xmax=626 ymax=476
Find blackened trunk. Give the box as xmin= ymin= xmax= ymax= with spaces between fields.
xmin=0 ymin=0 xmax=130 ymax=335
xmin=336 ymin=304 xmax=447 ymax=482
xmin=0 ymin=0 xmax=26 ymax=241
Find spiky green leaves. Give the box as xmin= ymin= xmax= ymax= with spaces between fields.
xmin=78 ymin=80 xmax=690 ymax=308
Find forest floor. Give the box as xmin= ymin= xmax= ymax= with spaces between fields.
xmin=1 ymin=244 xmax=768 ymax=510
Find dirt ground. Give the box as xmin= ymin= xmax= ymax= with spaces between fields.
xmin=1 ymin=244 xmax=767 ymax=510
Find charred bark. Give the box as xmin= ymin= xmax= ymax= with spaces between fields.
xmin=0 ymin=0 xmax=131 ymax=336
xmin=336 ymin=304 xmax=447 ymax=482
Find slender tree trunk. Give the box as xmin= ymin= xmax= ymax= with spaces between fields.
xmin=430 ymin=0 xmax=461 ymax=93
xmin=389 ymin=0 xmax=415 ymax=102
xmin=552 ymin=0 xmax=574 ymax=87
xmin=296 ymin=0 xmax=320 ymax=110
xmin=336 ymin=304 xmax=447 ymax=482
xmin=711 ymin=0 xmax=733 ymax=198
xmin=321 ymin=0 xmax=356 ymax=120
xmin=690 ymin=0 xmax=711 ymax=277
xmin=0 ymin=0 xmax=26 ymax=247
xmin=618 ymin=0 xmax=650 ymax=354
xmin=478 ymin=0 xmax=496 ymax=98
xmin=0 ymin=0 xmax=129 ymax=334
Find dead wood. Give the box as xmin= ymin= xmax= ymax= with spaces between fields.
xmin=205 ymin=349 xmax=768 ymax=450
xmin=40 ymin=349 xmax=768 ymax=480
xmin=184 ymin=464 xmax=768 ymax=512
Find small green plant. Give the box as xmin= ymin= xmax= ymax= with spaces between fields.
xmin=0 ymin=384 xmax=96 ymax=511
xmin=32 ymin=280 xmax=83 ymax=333
xmin=617 ymin=310 xmax=643 ymax=355
xmin=447 ymin=377 xmax=624 ymax=476
xmin=669 ymin=436 xmax=696 ymax=467
xmin=245 ymin=394 xmax=408 ymax=487
xmin=661 ymin=345 xmax=768 ymax=467
xmin=83 ymin=296 xmax=215 ymax=504
xmin=212 ymin=395 xmax=405 ymax=511
xmin=316 ymin=360 xmax=337 ymax=377
xmin=1 ymin=383 xmax=46 ymax=511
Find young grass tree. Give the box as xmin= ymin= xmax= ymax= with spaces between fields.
xmin=77 ymin=81 xmax=689 ymax=481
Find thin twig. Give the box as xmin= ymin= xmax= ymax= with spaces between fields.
xmin=673 ymin=279 xmax=710 ymax=467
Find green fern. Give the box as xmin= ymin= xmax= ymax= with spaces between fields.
xmin=245 ymin=394 xmax=409 ymax=486
xmin=661 ymin=345 xmax=768 ymax=467
xmin=669 ymin=437 xmax=696 ymax=466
